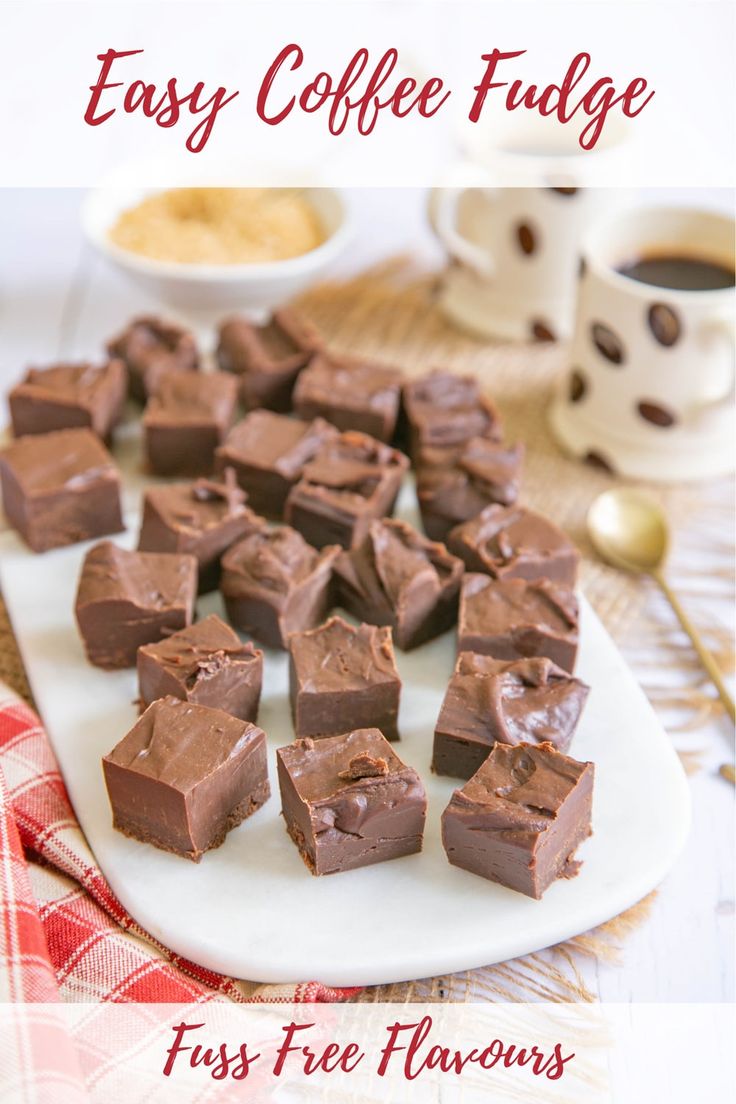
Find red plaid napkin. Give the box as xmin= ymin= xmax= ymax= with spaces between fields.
xmin=0 ymin=691 xmax=362 ymax=1004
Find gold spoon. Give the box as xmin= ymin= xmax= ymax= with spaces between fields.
xmin=587 ymin=487 xmax=735 ymax=725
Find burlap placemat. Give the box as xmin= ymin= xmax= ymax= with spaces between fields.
xmin=1 ymin=259 xmax=733 ymax=1003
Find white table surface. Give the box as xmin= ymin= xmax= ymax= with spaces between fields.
xmin=0 ymin=187 xmax=733 ymax=1004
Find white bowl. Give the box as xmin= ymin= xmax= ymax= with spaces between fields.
xmin=81 ymin=187 xmax=352 ymax=324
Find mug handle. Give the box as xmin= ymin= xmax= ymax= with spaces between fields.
xmin=427 ymin=177 xmax=498 ymax=280
xmin=693 ymin=312 xmax=735 ymax=422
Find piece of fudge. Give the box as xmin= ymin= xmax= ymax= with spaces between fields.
xmin=75 ymin=542 xmax=197 ymax=668
xmin=285 ymin=430 xmax=409 ymax=550
xmin=402 ymin=370 xmax=502 ymax=462
xmin=457 ymin=575 xmax=579 ymax=673
xmin=103 ymin=696 xmax=269 ymax=862
xmin=216 ymin=308 xmax=322 ymax=412
xmin=292 ymin=352 xmax=402 ymax=442
xmin=277 ymin=729 xmax=426 ymax=875
xmin=432 ymin=653 xmax=590 ymax=779
xmin=8 ymin=359 xmax=127 ymax=442
xmin=107 ymin=316 xmax=199 ymax=402
xmin=137 ymin=614 xmax=263 ymax=721
xmin=333 ymin=518 xmax=464 ymax=650
xmin=288 ymin=615 xmax=401 ymax=740
xmin=416 ymin=438 xmax=525 ymax=543
xmin=447 ymin=504 xmax=579 ymax=587
xmin=215 ymin=410 xmax=337 ymax=518
xmin=220 ymin=526 xmax=339 ymax=649
xmin=137 ymin=470 xmax=264 ymax=593
xmin=142 ymin=371 xmax=238 ymax=476
xmin=0 ymin=428 xmax=124 ymax=553
xmin=441 ymin=741 xmax=594 ymax=898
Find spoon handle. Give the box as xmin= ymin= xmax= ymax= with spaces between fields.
xmin=653 ymin=569 xmax=735 ymax=724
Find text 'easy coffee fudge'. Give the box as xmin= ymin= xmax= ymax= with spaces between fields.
xmin=292 ymin=351 xmax=402 ymax=442
xmin=416 ymin=438 xmax=525 ymax=543
xmin=138 ymin=470 xmax=264 ymax=593
xmin=288 ymin=615 xmax=402 ymax=740
xmin=458 ymin=574 xmax=579 ymax=673
xmin=137 ymin=614 xmax=263 ymax=721
xmin=447 ymin=504 xmax=579 ymax=587
xmin=75 ymin=541 xmax=197 ymax=668
xmin=0 ymin=428 xmax=124 ymax=553
xmin=402 ymin=370 xmax=502 ymax=462
xmin=103 ymin=696 xmax=270 ymax=862
xmin=216 ymin=308 xmax=321 ymax=412
xmin=285 ymin=430 xmax=409 ymax=550
xmin=215 ymin=410 xmax=337 ymax=518
xmin=8 ymin=359 xmax=127 ymax=442
xmin=220 ymin=526 xmax=339 ymax=649
xmin=432 ymin=653 xmax=590 ymax=779
xmin=277 ymin=729 xmax=426 ymax=875
xmin=107 ymin=315 xmax=199 ymax=402
xmin=334 ymin=517 xmax=464 ymax=650
xmin=441 ymin=741 xmax=594 ymax=899
xmin=142 ymin=371 xmax=238 ymax=476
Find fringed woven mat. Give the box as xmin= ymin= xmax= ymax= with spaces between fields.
xmin=1 ymin=259 xmax=733 ymax=1003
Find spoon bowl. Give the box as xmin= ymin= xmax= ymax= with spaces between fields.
xmin=587 ymin=488 xmax=670 ymax=575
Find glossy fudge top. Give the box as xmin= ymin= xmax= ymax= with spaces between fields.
xmin=442 ymin=653 xmax=589 ymax=747
xmin=138 ymin=614 xmax=261 ymax=686
xmin=12 ymin=360 xmax=125 ymax=405
xmin=76 ymin=541 xmax=197 ymax=610
xmin=220 ymin=411 xmax=337 ymax=475
xmin=143 ymin=472 xmax=263 ymax=535
xmin=278 ymin=728 xmax=421 ymax=804
xmin=419 ymin=439 xmax=524 ymax=506
xmin=108 ymin=316 xmax=198 ymax=376
xmin=298 ymin=431 xmax=408 ymax=497
xmin=294 ymin=353 xmax=402 ymax=412
xmin=289 ymin=616 xmax=398 ymax=693
xmin=336 ymin=518 xmax=462 ymax=608
xmin=453 ymin=741 xmax=591 ymax=833
xmin=222 ymin=525 xmax=337 ymax=593
xmin=0 ymin=427 xmax=119 ymax=495
xmin=403 ymin=370 xmax=501 ymax=447
xmin=143 ymin=371 xmax=237 ymax=425
xmin=104 ymin=696 xmax=263 ymax=792
xmin=461 ymin=575 xmax=579 ymax=637
xmin=448 ymin=504 xmax=578 ymax=579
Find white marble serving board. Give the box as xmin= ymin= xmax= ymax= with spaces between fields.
xmin=0 ymin=501 xmax=690 ymax=986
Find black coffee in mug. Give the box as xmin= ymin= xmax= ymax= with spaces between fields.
xmin=617 ymin=253 xmax=735 ymax=291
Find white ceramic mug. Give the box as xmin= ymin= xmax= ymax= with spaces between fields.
xmin=550 ymin=205 xmax=735 ymax=481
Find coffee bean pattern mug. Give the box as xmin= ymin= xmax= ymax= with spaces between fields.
xmin=550 ymin=206 xmax=735 ymax=481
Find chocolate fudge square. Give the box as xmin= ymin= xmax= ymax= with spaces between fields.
xmin=292 ymin=352 xmax=402 ymax=442
xmin=285 ymin=430 xmax=409 ymax=550
xmin=441 ymin=741 xmax=594 ymax=899
xmin=107 ymin=315 xmax=199 ymax=402
xmin=432 ymin=653 xmax=590 ymax=779
xmin=0 ymin=428 xmax=124 ymax=553
xmin=334 ymin=518 xmax=464 ymax=651
xmin=220 ymin=526 xmax=339 ymax=649
xmin=416 ymin=438 xmax=525 ymax=543
xmin=289 ymin=616 xmax=401 ymax=740
xmin=75 ymin=541 xmax=197 ymax=669
xmin=277 ymin=729 xmax=426 ymax=875
xmin=103 ymin=696 xmax=270 ymax=862
xmin=8 ymin=359 xmax=127 ymax=442
xmin=216 ymin=308 xmax=322 ymax=412
xmin=402 ymin=370 xmax=502 ymax=462
xmin=458 ymin=575 xmax=579 ymax=673
xmin=215 ymin=410 xmax=337 ymax=518
xmin=447 ymin=504 xmax=579 ymax=587
xmin=137 ymin=614 xmax=263 ymax=721
xmin=142 ymin=371 xmax=238 ymax=476
xmin=138 ymin=470 xmax=264 ymax=593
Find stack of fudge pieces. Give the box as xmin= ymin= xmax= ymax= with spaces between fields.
xmin=0 ymin=307 xmax=594 ymax=898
